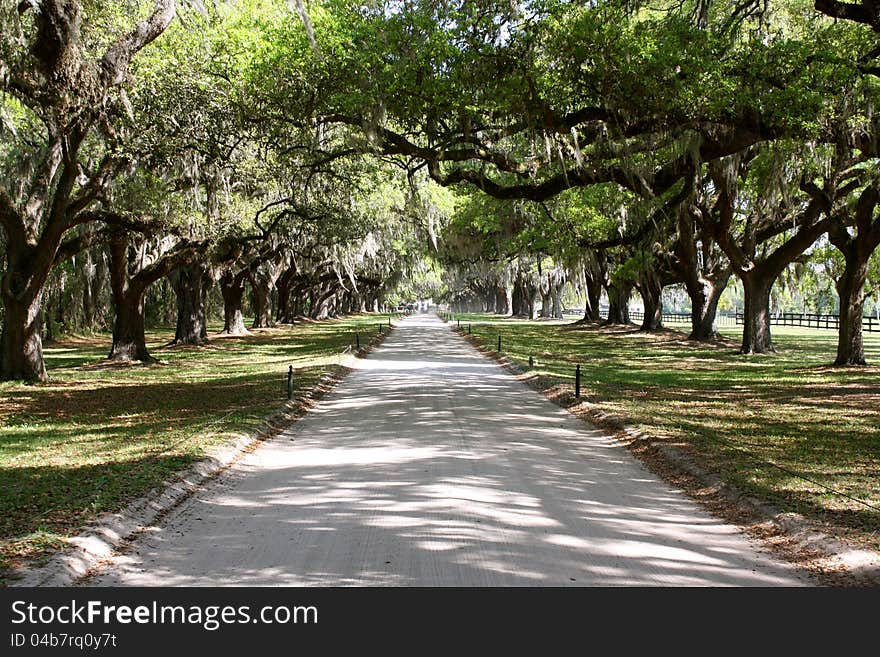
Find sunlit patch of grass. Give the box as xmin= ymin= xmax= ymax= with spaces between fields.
xmin=457 ymin=313 xmax=880 ymax=549
xmin=0 ymin=314 xmax=393 ymax=578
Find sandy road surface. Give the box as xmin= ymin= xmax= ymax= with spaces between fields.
xmin=87 ymin=315 xmax=808 ymax=586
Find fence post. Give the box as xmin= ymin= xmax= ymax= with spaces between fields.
xmin=287 ymin=365 xmax=293 ymax=401
xmin=356 ymin=333 xmax=360 ymax=350
xmin=388 ymin=317 xmax=392 ymax=327
xmin=575 ymin=364 xmax=581 ymax=398
xmin=457 ymin=318 xmax=461 ymax=329
xmin=378 ymin=323 xmax=382 ymax=334
xmin=497 ymin=335 xmax=502 ymax=352
xmin=529 ymin=355 xmax=534 ymax=367
xmin=468 ymin=324 xmax=471 ymax=335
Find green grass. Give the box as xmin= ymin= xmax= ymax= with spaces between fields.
xmin=454 ymin=313 xmax=880 ymax=549
xmin=0 ymin=314 xmax=393 ymax=579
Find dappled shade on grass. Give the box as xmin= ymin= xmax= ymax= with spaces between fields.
xmin=457 ymin=314 xmax=880 ymax=550
xmin=0 ymin=315 xmax=392 ymax=577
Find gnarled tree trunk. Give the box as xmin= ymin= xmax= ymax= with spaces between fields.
xmin=539 ymin=290 xmax=552 ymax=318
xmin=107 ymin=236 xmax=152 ymax=362
xmin=605 ymin=281 xmax=633 ymax=325
xmin=0 ymin=236 xmax=52 ymax=382
xmin=492 ymin=287 xmax=505 ymax=315
xmin=835 ymin=252 xmax=869 ymax=365
xmin=675 ymin=209 xmax=731 ymax=340
xmin=107 ymin=233 xmax=204 ymax=362
xmin=249 ymin=271 xmax=273 ymax=328
xmin=109 ymin=289 xmax=152 ymax=362
xmin=292 ymin=287 xmax=306 ymax=317
xmin=170 ymin=263 xmax=210 ymax=345
xmin=219 ymin=271 xmax=249 ymax=336
xmin=637 ymin=269 xmax=663 ymax=331
xmin=552 ymin=285 xmax=563 ymax=319
xmin=581 ymin=250 xmax=606 ymax=322
xmin=740 ymin=271 xmax=775 ymax=354
xmin=583 ymin=275 xmax=602 ymax=322
xmin=687 ymin=275 xmax=729 ymax=341
xmin=0 ymin=288 xmax=47 ymax=382
xmin=275 ymin=267 xmax=297 ymax=324
xmin=829 ymin=187 xmax=880 ymax=366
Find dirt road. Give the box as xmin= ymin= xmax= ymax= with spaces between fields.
xmin=87 ymin=315 xmax=807 ymax=586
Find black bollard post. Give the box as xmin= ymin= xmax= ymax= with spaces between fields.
xmin=457 ymin=318 xmax=461 ymax=329
xmin=497 ymin=335 xmax=502 ymax=352
xmin=468 ymin=324 xmax=471 ymax=335
xmin=388 ymin=317 xmax=392 ymax=327
xmin=378 ymin=323 xmax=382 ymax=334
xmin=575 ymin=364 xmax=581 ymax=398
xmin=529 ymin=355 xmax=534 ymax=367
xmin=287 ymin=365 xmax=293 ymax=400
xmin=356 ymin=333 xmax=360 ymax=350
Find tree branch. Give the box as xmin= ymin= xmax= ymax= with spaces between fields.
xmin=814 ymin=0 xmax=875 ymax=27
xmin=100 ymin=0 xmax=177 ymax=86
xmin=131 ymin=238 xmax=209 ymax=291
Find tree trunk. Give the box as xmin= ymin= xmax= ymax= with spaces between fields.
xmin=312 ymin=282 xmax=337 ymax=320
xmin=275 ymin=282 xmax=291 ymax=323
xmin=43 ymin=289 xmax=55 ymax=344
xmin=0 ymin=230 xmax=55 ymax=382
xmin=525 ymin=285 xmax=536 ymax=319
xmin=583 ymin=272 xmax=602 ymax=322
xmin=552 ymin=285 xmax=563 ymax=319
xmin=293 ymin=291 xmax=305 ymax=317
xmin=740 ymin=271 xmax=775 ymax=354
xmin=686 ymin=274 xmax=729 ymax=341
xmin=511 ymin=284 xmax=524 ymax=316
xmin=106 ymin=235 xmax=153 ymax=363
xmin=605 ymin=282 xmax=632 ymax=325
xmin=306 ymin=288 xmax=316 ymax=319
xmin=219 ymin=272 xmax=249 ymax=336
xmin=82 ymin=250 xmax=96 ymax=330
xmin=0 ymin=290 xmax=47 ymax=382
xmin=275 ymin=267 xmax=296 ymax=324
xmin=250 ymin=273 xmax=273 ymax=328
xmin=582 ymin=252 xmax=606 ymax=322
xmin=637 ymin=271 xmax=663 ymax=331
xmin=834 ymin=245 xmax=870 ymax=365
xmin=539 ymin=290 xmax=553 ymax=317
xmin=171 ymin=264 xmax=209 ymax=345
xmin=492 ymin=287 xmax=504 ymax=314
xmin=84 ymin=248 xmax=109 ymax=330
xmin=108 ymin=288 xmax=153 ymax=362
xmin=676 ymin=210 xmax=731 ymax=341
xmin=512 ymin=282 xmax=533 ymax=317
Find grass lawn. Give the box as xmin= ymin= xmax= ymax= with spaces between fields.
xmin=0 ymin=314 xmax=393 ymax=581
xmin=453 ymin=313 xmax=880 ymax=550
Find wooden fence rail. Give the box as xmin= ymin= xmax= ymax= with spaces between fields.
xmin=734 ymin=312 xmax=879 ymax=333
xmin=601 ymin=310 xmax=737 ymax=326
xmin=597 ymin=309 xmax=879 ymax=332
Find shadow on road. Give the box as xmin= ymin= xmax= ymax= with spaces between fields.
xmin=88 ymin=315 xmax=807 ymax=587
